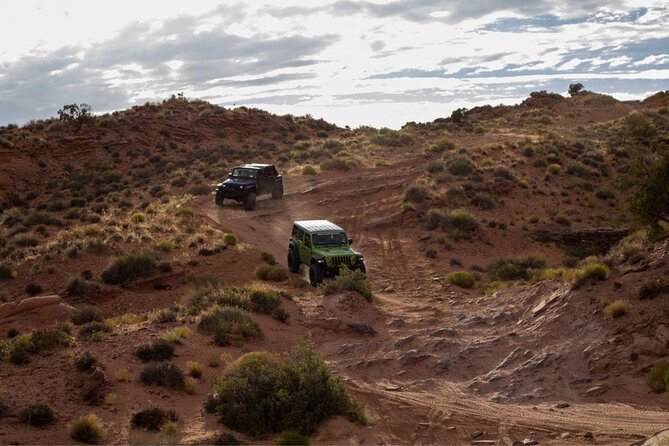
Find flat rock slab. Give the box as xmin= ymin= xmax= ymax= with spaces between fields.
xmin=0 ymin=295 xmax=74 ymax=332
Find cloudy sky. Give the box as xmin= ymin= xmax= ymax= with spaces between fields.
xmin=1 ymin=0 xmax=668 ymax=128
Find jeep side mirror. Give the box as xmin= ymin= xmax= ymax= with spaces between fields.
xmin=228 ymin=172 xmax=232 ymax=177
xmin=348 ymin=238 xmax=353 ymax=245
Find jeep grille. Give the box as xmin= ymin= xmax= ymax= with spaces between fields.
xmin=328 ymin=255 xmax=353 ymax=266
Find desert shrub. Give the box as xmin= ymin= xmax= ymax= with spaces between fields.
xmin=547 ymin=164 xmax=561 ymax=175
xmin=639 ymin=279 xmax=669 ymax=300
xmin=162 ymin=327 xmax=192 ymax=344
xmin=403 ymin=184 xmax=428 ymax=203
xmin=595 ymin=189 xmax=616 ymax=200
xmin=20 ymin=403 xmax=54 ymax=426
xmin=255 ymin=264 xmax=288 ymax=282
xmin=319 ymin=269 xmax=372 ymax=302
xmin=198 ymin=306 xmax=261 ymax=340
xmin=483 ymin=281 xmax=507 ymax=295
xmin=224 ymin=233 xmax=237 ymax=245
xmin=210 ymin=342 xmax=365 ymax=437
xmin=471 ymin=192 xmax=494 ymax=210
xmin=553 ymin=213 xmax=571 ymax=226
xmin=67 ymin=277 xmax=99 ymax=297
xmin=605 ymin=300 xmax=629 ymax=318
xmin=155 ymin=240 xmax=175 ymax=252
xmin=4 ymin=326 xmax=72 ymax=364
xmin=189 ymin=184 xmax=211 ymax=196
xmin=431 ymin=139 xmax=455 ymax=152
xmin=134 ymin=339 xmax=175 ymax=361
xmin=150 ymin=308 xmax=177 ymax=324
xmin=278 ymin=430 xmax=309 ymax=445
xmin=0 ymin=262 xmax=16 ymax=280
xmin=101 ymin=252 xmax=156 ymax=285
xmin=446 ymin=157 xmax=472 ymax=176
xmin=79 ymin=322 xmax=112 ymax=339
xmin=131 ymin=407 xmax=178 ymax=431
xmin=493 ymin=165 xmax=514 ymax=180
xmin=176 ymin=207 xmax=193 ymax=218
xmin=442 ymin=209 xmax=478 ymax=231
xmin=201 ymin=433 xmax=241 ymax=445
xmin=427 ymin=161 xmax=443 ymax=173
xmin=573 ymin=261 xmax=609 ymax=289
xmin=15 ymin=235 xmax=39 ymax=247
xmin=24 ymin=283 xmax=42 ymax=296
xmin=488 ymin=256 xmax=546 ymax=281
xmin=139 ymin=363 xmax=186 ymax=390
xmin=74 ymin=351 xmax=98 ymax=371
xmin=130 ymin=212 xmax=146 ymax=224
xmin=273 ymin=308 xmax=290 ymax=324
xmin=261 ymin=251 xmax=276 ymax=265
xmin=647 ymin=359 xmax=669 ymax=393
xmin=218 ymin=286 xmax=283 ymax=314
xmin=446 ymin=271 xmax=475 ymax=288
xmin=320 ymin=158 xmax=351 ymax=171
xmin=70 ymin=414 xmax=105 ymax=444
xmin=186 ymin=361 xmax=203 ymax=378
xmin=301 ymin=165 xmax=317 ymax=175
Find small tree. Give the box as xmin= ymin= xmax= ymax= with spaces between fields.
xmin=631 ymin=145 xmax=669 ymax=229
xmin=450 ymin=108 xmax=467 ymax=124
xmin=568 ymin=83 xmax=584 ymax=96
xmin=57 ymin=103 xmax=94 ymax=129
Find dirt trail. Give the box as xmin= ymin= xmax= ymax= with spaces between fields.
xmin=197 ymin=159 xmax=669 ymax=444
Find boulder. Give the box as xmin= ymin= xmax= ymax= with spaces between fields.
xmin=0 ymin=295 xmax=75 ymax=333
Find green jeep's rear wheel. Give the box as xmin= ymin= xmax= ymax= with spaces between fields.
xmin=287 ymin=248 xmax=300 ymax=273
xmin=309 ymin=263 xmax=324 ymax=287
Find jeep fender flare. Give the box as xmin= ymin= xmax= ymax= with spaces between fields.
xmin=311 ymin=255 xmax=325 ymax=265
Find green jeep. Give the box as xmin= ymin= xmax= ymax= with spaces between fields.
xmin=287 ymin=220 xmax=366 ymax=286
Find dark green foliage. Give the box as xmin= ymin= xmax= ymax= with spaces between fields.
xmin=403 ymin=184 xmax=428 ymax=203
xmin=0 ymin=262 xmax=16 ymax=280
xmin=261 ymin=251 xmax=276 ymax=265
xmin=139 ymin=363 xmax=186 ymax=390
xmin=646 ymin=359 xmax=669 ymax=393
xmin=134 ymin=339 xmax=175 ymax=361
xmin=131 ymin=407 xmax=178 ymax=431
xmin=446 ymin=271 xmax=475 ymax=288
xmin=69 ymin=414 xmax=105 ymax=444
xmin=471 ymin=192 xmax=495 ymax=210
xmin=198 ymin=306 xmax=261 ymax=340
xmin=255 ymin=264 xmax=289 ymax=282
xmin=278 ymin=430 xmax=309 ymax=445
xmin=201 ymin=433 xmax=241 ymax=445
xmin=58 ymin=103 xmax=94 ymax=129
xmin=369 ymin=129 xmax=413 ymax=147
xmin=489 ymin=256 xmax=546 ymax=281
xmin=72 ymin=306 xmax=101 ymax=325
xmin=620 ymin=113 xmax=657 ymax=143
xmin=568 ymin=83 xmax=584 ymax=96
xmin=631 ymin=146 xmax=669 ymax=228
xmin=446 ymin=157 xmax=472 ymax=176
xmin=24 ymin=283 xmax=42 ymax=296
xmin=20 ymin=403 xmax=54 ymax=426
xmin=319 ymin=269 xmax=372 ymax=302
xmin=639 ymin=279 xmax=669 ymax=300
xmin=101 ymin=252 xmax=156 ymax=286
xmin=451 ymin=108 xmax=466 ymax=123
xmin=210 ymin=342 xmax=365 ymax=437
xmin=78 ymin=322 xmax=112 ymax=339
xmin=74 ymin=351 xmax=98 ymax=371
xmin=67 ymin=276 xmax=100 ymax=297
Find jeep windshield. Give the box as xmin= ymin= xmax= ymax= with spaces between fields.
xmin=231 ymin=168 xmax=257 ymax=178
xmin=313 ymin=232 xmax=348 ymax=246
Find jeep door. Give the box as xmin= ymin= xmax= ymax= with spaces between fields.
xmin=298 ymin=231 xmax=312 ymax=264
xmin=257 ymin=168 xmax=271 ymax=195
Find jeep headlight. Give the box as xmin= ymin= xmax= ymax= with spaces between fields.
xmin=317 ymin=258 xmax=325 ymax=263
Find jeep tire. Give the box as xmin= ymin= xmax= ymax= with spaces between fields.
xmin=287 ymin=248 xmax=300 ymax=273
xmin=357 ymin=261 xmax=366 ymax=274
xmin=215 ymin=194 xmax=223 ymax=206
xmin=272 ymin=183 xmax=284 ymax=199
xmin=244 ymin=192 xmax=257 ymax=211
xmin=309 ymin=263 xmax=324 ymax=287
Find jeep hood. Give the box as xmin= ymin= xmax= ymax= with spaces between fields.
xmin=221 ymin=178 xmax=254 ymax=187
xmin=314 ymin=246 xmax=355 ymax=255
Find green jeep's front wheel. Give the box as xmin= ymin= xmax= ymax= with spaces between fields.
xmin=357 ymin=261 xmax=366 ymax=274
xmin=287 ymin=248 xmax=300 ymax=273
xmin=309 ymin=263 xmax=324 ymax=287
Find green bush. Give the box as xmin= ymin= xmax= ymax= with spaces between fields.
xmin=101 ymin=252 xmax=156 ymax=286
xmin=255 ymin=264 xmax=288 ymax=282
xmin=573 ymin=261 xmax=609 ymax=289
xmin=78 ymin=322 xmax=112 ymax=339
xmin=278 ymin=430 xmax=309 ymax=445
xmin=319 ymin=269 xmax=372 ymax=302
xmin=189 ymin=184 xmax=211 ymax=196
xmin=446 ymin=271 xmax=475 ymax=288
xmin=320 ymin=158 xmax=352 ymax=171
xmin=647 ymin=359 xmax=669 ymax=393
xmin=446 ymin=157 xmax=473 ymax=176
xmin=301 ymin=165 xmax=317 ymax=175
xmin=217 ymin=286 xmax=282 ymax=314
xmin=139 ymin=363 xmax=186 ymax=390
xmin=403 ymin=184 xmax=428 ymax=203
xmin=70 ymin=414 xmax=105 ymax=444
xmin=198 ymin=306 xmax=261 ymax=340
xmin=67 ymin=277 xmax=99 ymax=297
xmin=74 ymin=351 xmax=98 ymax=371
xmin=605 ymin=300 xmax=629 ymax=318
xmin=4 ymin=326 xmax=72 ymax=363
xmin=639 ymin=279 xmax=669 ymax=300
xmin=471 ymin=192 xmax=495 ymax=210
xmin=0 ymin=262 xmax=16 ymax=280
xmin=488 ymin=256 xmax=546 ymax=281
xmin=443 ymin=209 xmax=478 ymax=231
xmin=210 ymin=342 xmax=365 ymax=437
xmin=261 ymin=252 xmax=276 ymax=265
xmin=134 ymin=339 xmax=175 ymax=361
xmin=201 ymin=433 xmax=241 ymax=445
xmin=20 ymin=403 xmax=54 ymax=426
xmin=224 ymin=233 xmax=237 ymax=246
xmin=131 ymin=407 xmax=178 ymax=431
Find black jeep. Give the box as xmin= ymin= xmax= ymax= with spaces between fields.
xmin=215 ymin=164 xmax=283 ymax=211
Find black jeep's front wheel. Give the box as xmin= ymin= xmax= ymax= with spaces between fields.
xmin=215 ymin=194 xmax=224 ymax=206
xmin=309 ymin=263 xmax=324 ymax=287
xmin=272 ymin=182 xmax=284 ymax=199
xmin=287 ymin=248 xmax=300 ymax=273
xmin=244 ymin=192 xmax=257 ymax=211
